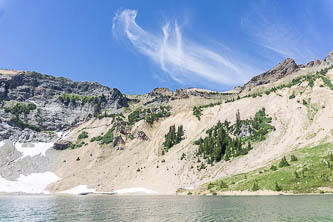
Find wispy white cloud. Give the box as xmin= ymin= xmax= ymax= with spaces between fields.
xmin=0 ymin=0 xmax=8 ymax=18
xmin=112 ymin=9 xmax=256 ymax=86
xmin=241 ymin=3 xmax=317 ymax=64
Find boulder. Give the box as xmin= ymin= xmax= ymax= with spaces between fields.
xmin=53 ymin=140 xmax=71 ymax=150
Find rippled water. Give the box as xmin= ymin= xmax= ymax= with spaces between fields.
xmin=0 ymin=195 xmax=333 ymax=221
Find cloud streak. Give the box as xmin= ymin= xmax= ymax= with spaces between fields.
xmin=112 ymin=9 xmax=253 ymax=86
xmin=241 ymin=3 xmax=318 ymax=64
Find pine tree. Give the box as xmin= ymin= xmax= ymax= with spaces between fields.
xmin=290 ymin=154 xmax=298 ymax=162
xmin=274 ymin=181 xmax=282 ymax=191
xmin=279 ymin=156 xmax=289 ymax=168
xmin=252 ymin=181 xmax=260 ymax=191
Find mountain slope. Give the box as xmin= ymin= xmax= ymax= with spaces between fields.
xmin=0 ymin=51 xmax=333 ymax=195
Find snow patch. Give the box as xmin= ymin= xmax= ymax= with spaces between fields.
xmin=15 ymin=142 xmax=54 ymax=159
xmin=113 ymin=187 xmax=158 ymax=195
xmin=0 ymin=172 xmax=60 ymax=194
xmin=60 ymin=185 xmax=96 ymax=195
xmin=0 ymin=141 xmax=4 ymax=147
xmin=56 ymin=131 xmax=70 ymax=140
xmin=184 ymin=186 xmax=194 ymax=190
xmin=62 ymin=131 xmax=71 ymax=140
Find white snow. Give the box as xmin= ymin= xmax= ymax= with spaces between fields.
xmin=56 ymin=131 xmax=64 ymax=138
xmin=0 ymin=172 xmax=60 ymax=194
xmin=56 ymin=131 xmax=70 ymax=140
xmin=15 ymin=142 xmax=54 ymax=159
xmin=62 ymin=131 xmax=71 ymax=140
xmin=60 ymin=185 xmax=96 ymax=195
xmin=0 ymin=141 xmax=4 ymax=147
xmin=112 ymin=187 xmax=158 ymax=195
xmin=184 ymin=186 xmax=194 ymax=190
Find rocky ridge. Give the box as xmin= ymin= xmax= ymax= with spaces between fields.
xmin=0 ymin=71 xmax=128 ymax=142
xmin=241 ymin=50 xmax=333 ymax=93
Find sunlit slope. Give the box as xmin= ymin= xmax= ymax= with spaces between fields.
xmin=48 ymin=68 xmax=333 ymax=194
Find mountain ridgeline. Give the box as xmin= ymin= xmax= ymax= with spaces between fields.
xmin=0 ymin=50 xmax=333 ymax=195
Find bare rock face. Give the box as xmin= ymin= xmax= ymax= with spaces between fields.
xmin=149 ymin=88 xmax=173 ymax=97
xmin=321 ymin=50 xmax=333 ymax=67
xmin=112 ymin=136 xmax=125 ymax=147
xmin=242 ymin=58 xmax=299 ymax=92
xmin=0 ymin=71 xmax=128 ymax=142
xmin=134 ymin=131 xmax=149 ymax=141
xmin=53 ymin=140 xmax=72 ymax=150
xmin=306 ymin=59 xmax=322 ymax=68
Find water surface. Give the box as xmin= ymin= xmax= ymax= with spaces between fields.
xmin=0 ymin=195 xmax=332 ymax=221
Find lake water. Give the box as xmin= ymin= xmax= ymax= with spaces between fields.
xmin=0 ymin=195 xmax=332 ymax=221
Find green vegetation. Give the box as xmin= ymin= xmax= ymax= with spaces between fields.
xmin=69 ymin=131 xmax=90 ymax=149
xmin=5 ymin=102 xmax=41 ymax=131
xmin=274 ymin=181 xmax=282 ymax=191
xmin=162 ymin=125 xmax=184 ymax=153
xmin=59 ymin=93 xmax=99 ymax=104
xmin=270 ymin=165 xmax=277 ymax=171
xmin=192 ymin=102 xmax=221 ymax=120
xmin=95 ymin=112 xmax=124 ymax=120
xmin=59 ymin=93 xmax=108 ymax=114
xmin=69 ymin=141 xmax=86 ymax=149
xmin=321 ymin=76 xmax=333 ymax=90
xmin=252 ymin=181 xmax=260 ymax=191
xmin=279 ymin=156 xmax=290 ymax=168
xmin=10 ymin=116 xmax=42 ymax=132
xmin=206 ymin=143 xmax=333 ymax=193
xmin=236 ymin=66 xmax=333 ymax=100
xmin=90 ymin=125 xmax=116 ymax=145
xmin=128 ymin=105 xmax=171 ymax=125
xmin=4 ymin=102 xmax=37 ymax=116
xmin=194 ymin=108 xmax=275 ymax=164
xmin=289 ymin=94 xmax=296 ymax=99
xmin=302 ymin=99 xmax=319 ymax=121
xmin=78 ymin=131 xmax=88 ymax=140
xmin=291 ymin=154 xmax=298 ymax=162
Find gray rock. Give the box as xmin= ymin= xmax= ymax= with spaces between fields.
xmin=112 ymin=136 xmax=125 ymax=147
xmin=242 ymin=58 xmax=299 ymax=92
xmin=135 ymin=131 xmax=149 ymax=141
xmin=0 ymin=71 xmax=128 ymax=143
xmin=53 ymin=140 xmax=71 ymax=150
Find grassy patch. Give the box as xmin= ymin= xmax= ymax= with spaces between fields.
xmin=90 ymin=125 xmax=116 ymax=145
xmin=207 ymin=143 xmax=333 ymax=193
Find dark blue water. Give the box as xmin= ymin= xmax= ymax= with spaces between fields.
xmin=0 ymin=195 xmax=332 ymax=221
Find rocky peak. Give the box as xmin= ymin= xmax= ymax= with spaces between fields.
xmin=149 ymin=88 xmax=173 ymax=97
xmin=322 ymin=50 xmax=333 ymax=66
xmin=306 ymin=59 xmax=322 ymax=68
xmin=242 ymin=58 xmax=299 ymax=92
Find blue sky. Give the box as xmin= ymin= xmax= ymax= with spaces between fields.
xmin=0 ymin=0 xmax=332 ymax=94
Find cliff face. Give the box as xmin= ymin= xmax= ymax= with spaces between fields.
xmin=0 ymin=71 xmax=128 ymax=142
xmin=242 ymin=58 xmax=299 ymax=92
xmin=241 ymin=51 xmax=333 ymax=93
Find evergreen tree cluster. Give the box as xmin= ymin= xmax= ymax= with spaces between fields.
xmin=128 ymin=105 xmax=171 ymax=125
xmin=163 ymin=125 xmax=184 ymax=153
xmin=194 ymin=108 xmax=275 ymax=163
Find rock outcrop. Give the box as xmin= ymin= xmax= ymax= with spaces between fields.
xmin=0 ymin=71 xmax=128 ymax=142
xmin=242 ymin=58 xmax=299 ymax=92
